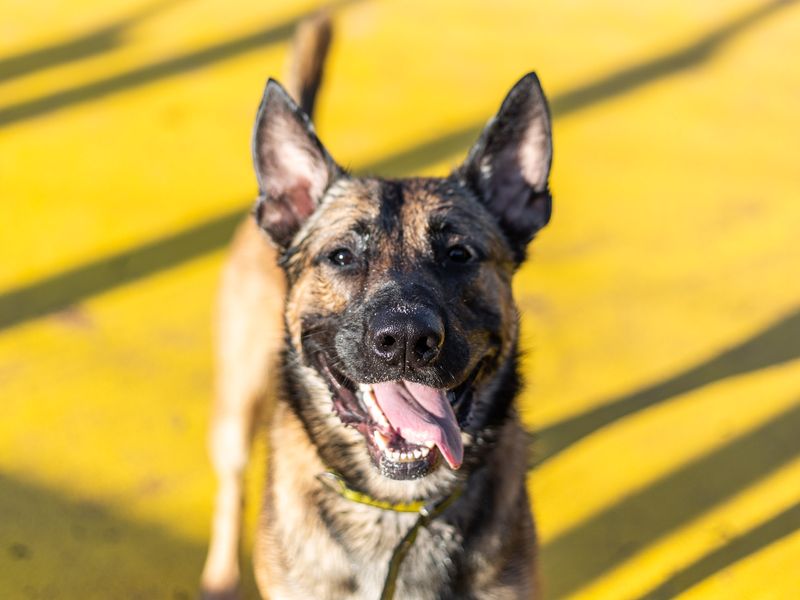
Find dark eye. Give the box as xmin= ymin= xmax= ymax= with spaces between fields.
xmin=328 ymin=247 xmax=355 ymax=267
xmin=446 ymin=244 xmax=474 ymax=264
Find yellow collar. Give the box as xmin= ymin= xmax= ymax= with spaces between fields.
xmin=317 ymin=470 xmax=464 ymax=600
xmin=317 ymin=471 xmax=431 ymax=512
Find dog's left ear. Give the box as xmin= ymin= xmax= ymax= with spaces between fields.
xmin=252 ymin=79 xmax=342 ymax=249
xmin=458 ymin=72 xmax=553 ymax=263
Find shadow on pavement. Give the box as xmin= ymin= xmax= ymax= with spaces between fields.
xmin=540 ymin=399 xmax=800 ymax=598
xmin=533 ymin=308 xmax=800 ymax=466
xmin=3 ymin=0 xmax=795 ymax=331
xmin=636 ymin=501 xmax=800 ymax=599
xmin=0 ymin=473 xmax=243 ymax=598
xmin=0 ymin=0 xmax=186 ymax=84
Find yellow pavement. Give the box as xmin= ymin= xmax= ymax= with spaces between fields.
xmin=2 ymin=1 xmax=799 ymax=598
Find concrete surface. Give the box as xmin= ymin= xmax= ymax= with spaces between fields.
xmin=2 ymin=0 xmax=799 ymax=598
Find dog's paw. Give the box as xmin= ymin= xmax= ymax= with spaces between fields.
xmin=199 ymin=584 xmax=239 ymax=600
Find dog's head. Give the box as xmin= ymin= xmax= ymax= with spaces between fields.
xmin=252 ymin=74 xmax=552 ymax=497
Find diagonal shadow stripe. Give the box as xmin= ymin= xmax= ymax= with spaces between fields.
xmin=0 ymin=0 xmax=793 ymax=130
xmin=548 ymin=0 xmax=797 ymax=118
xmin=636 ymin=501 xmax=800 ymax=599
xmin=0 ymin=0 xmax=356 ymax=128
xmin=533 ymin=308 xmax=800 ymax=467
xmin=0 ymin=208 xmax=245 ymax=330
xmin=0 ymin=473 xmax=258 ymax=598
xmin=0 ymin=0 xmax=185 ymax=84
xmin=1 ymin=0 xmax=795 ymax=332
xmin=329 ymin=0 xmax=798 ymax=179
xmin=540 ymin=400 xmax=800 ymax=598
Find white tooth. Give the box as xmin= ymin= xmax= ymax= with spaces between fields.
xmin=359 ymin=383 xmax=372 ymax=392
xmin=399 ymin=452 xmax=408 ymax=460
xmin=372 ymin=430 xmax=388 ymax=450
xmin=412 ymin=449 xmax=422 ymax=459
xmin=369 ymin=405 xmax=388 ymax=428
xmin=420 ymin=447 xmax=429 ymax=457
xmin=424 ymin=440 xmax=435 ymax=449
xmin=364 ymin=389 xmax=390 ymax=428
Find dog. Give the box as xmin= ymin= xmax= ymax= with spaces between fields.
xmin=201 ymin=12 xmax=553 ymax=600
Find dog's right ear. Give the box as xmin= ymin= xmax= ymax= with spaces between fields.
xmin=252 ymin=79 xmax=341 ymax=248
xmin=457 ymin=72 xmax=553 ymax=264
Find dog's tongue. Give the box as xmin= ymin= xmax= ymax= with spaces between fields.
xmin=371 ymin=380 xmax=463 ymax=469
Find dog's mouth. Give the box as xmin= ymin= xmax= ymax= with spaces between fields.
xmin=315 ymin=353 xmax=483 ymax=480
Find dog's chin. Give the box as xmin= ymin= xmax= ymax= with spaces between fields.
xmin=314 ymin=353 xmax=483 ymax=481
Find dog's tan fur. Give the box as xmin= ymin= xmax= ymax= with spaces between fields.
xmin=202 ymin=12 xmax=552 ymax=599
xmin=201 ymin=15 xmax=334 ymax=595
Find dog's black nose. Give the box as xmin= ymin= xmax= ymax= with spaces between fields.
xmin=370 ymin=306 xmax=444 ymax=369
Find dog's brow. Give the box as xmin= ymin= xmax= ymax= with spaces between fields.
xmin=428 ymin=214 xmax=458 ymax=234
xmin=352 ymin=219 xmax=372 ymax=236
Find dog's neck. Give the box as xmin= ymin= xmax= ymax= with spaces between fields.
xmin=263 ymin=393 xmax=534 ymax=598
xmin=316 ymin=470 xmax=455 ymax=512
xmin=317 ymin=470 xmax=466 ymax=600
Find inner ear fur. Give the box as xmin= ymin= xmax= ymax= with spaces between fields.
xmin=457 ymin=72 xmax=553 ymax=263
xmin=252 ymin=78 xmax=342 ymax=249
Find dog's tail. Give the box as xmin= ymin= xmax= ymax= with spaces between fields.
xmin=286 ymin=11 xmax=333 ymax=118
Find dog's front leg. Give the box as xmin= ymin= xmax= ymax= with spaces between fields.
xmin=201 ymin=410 xmax=251 ymax=599
xmin=201 ymin=220 xmax=286 ymax=599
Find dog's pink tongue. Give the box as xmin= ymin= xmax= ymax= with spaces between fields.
xmin=371 ymin=380 xmax=463 ymax=469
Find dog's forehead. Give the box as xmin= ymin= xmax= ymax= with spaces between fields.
xmin=320 ymin=178 xmax=383 ymax=221
xmin=306 ymin=177 xmax=500 ymax=246
xmin=292 ymin=178 xmax=380 ymax=253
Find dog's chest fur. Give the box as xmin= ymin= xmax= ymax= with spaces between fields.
xmin=255 ymin=402 xmax=535 ymax=600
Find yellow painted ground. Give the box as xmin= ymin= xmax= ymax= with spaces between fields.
xmin=2 ymin=1 xmax=799 ymax=598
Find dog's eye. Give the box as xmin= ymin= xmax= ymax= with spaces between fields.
xmin=446 ymin=244 xmax=474 ymax=264
xmin=328 ymin=248 xmax=355 ymax=267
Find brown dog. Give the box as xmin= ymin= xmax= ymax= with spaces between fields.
xmin=201 ymin=13 xmax=553 ymax=600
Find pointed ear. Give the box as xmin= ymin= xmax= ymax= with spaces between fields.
xmin=252 ymin=79 xmax=341 ymax=248
xmin=458 ymin=72 xmax=553 ymax=263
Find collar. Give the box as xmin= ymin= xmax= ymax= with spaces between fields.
xmin=317 ymin=470 xmax=463 ymax=600
xmin=317 ymin=471 xmax=431 ymax=512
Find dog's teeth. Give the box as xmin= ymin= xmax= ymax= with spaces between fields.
xmin=358 ymin=383 xmax=372 ymax=393
xmin=424 ymin=440 xmax=435 ymax=449
xmin=370 ymin=408 xmax=389 ymax=429
xmin=372 ymin=430 xmax=389 ymax=451
xmin=383 ymin=446 xmax=432 ymax=463
xmin=362 ymin=388 xmax=390 ymax=429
